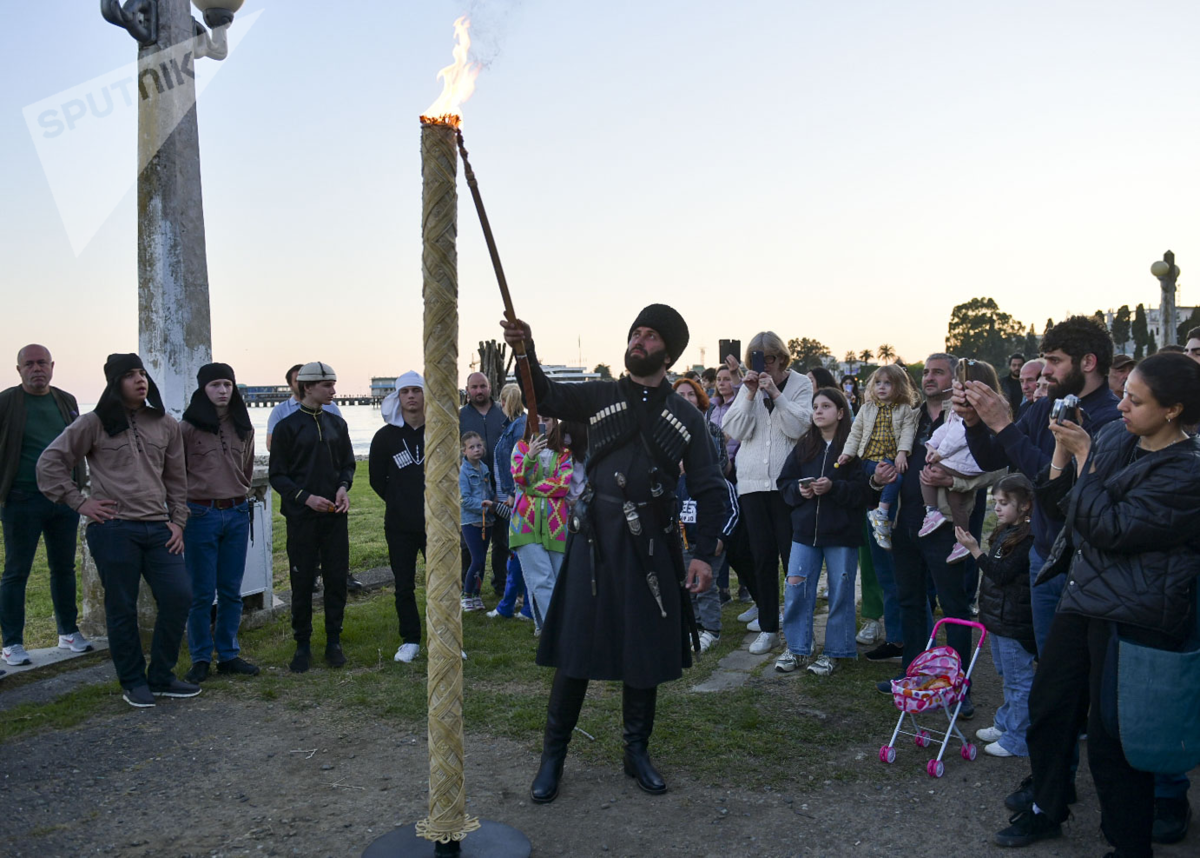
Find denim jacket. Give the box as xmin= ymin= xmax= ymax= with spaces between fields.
xmin=459 ymin=459 xmax=494 ymax=526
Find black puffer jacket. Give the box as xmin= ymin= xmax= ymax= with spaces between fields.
xmin=777 ymin=436 xmax=869 ymax=547
xmin=1043 ymin=422 xmax=1200 ymax=642
xmin=976 ymin=524 xmax=1035 ymax=653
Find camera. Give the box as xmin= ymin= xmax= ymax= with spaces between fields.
xmin=1051 ymin=394 xmax=1081 ymax=425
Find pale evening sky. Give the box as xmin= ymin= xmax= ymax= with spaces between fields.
xmin=3 ymin=1 xmax=1200 ymax=402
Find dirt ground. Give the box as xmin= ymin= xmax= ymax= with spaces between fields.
xmin=2 ymin=659 xmax=1196 ymax=858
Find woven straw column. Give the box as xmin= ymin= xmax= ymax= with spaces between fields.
xmin=415 ymin=119 xmax=479 ymax=847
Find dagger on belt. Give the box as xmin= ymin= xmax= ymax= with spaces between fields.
xmin=614 ymin=471 xmax=668 ymax=618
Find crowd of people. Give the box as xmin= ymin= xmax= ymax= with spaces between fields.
xmin=2 ymin=311 xmax=1199 ymax=855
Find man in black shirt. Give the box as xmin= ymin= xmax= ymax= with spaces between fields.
xmin=369 ymin=372 xmax=426 ymax=664
xmin=268 ymin=361 xmax=356 ymax=673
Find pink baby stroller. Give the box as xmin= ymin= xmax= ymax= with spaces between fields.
xmin=878 ymin=618 xmax=987 ymax=778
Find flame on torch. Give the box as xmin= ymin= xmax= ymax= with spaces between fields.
xmin=420 ymin=16 xmax=481 ymax=127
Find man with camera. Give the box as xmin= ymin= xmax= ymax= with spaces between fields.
xmin=955 ymin=316 xmax=1120 ymax=655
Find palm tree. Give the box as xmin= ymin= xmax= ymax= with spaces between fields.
xmin=843 ymin=350 xmax=859 ymax=375
xmin=859 ymin=349 xmax=873 ymax=363
xmin=877 ymin=343 xmax=896 ymax=363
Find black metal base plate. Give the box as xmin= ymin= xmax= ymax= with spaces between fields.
xmin=361 ymin=820 xmax=531 ymax=857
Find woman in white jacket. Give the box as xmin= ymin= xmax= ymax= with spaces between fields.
xmin=721 ymin=332 xmax=813 ymax=654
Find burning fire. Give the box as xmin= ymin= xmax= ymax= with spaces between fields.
xmin=420 ymin=16 xmax=480 ymax=127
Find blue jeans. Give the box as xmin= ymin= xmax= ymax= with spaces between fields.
xmin=783 ymin=543 xmax=859 ymax=658
xmin=1155 ymin=772 xmax=1191 ymax=800
xmin=515 ymin=543 xmax=564 ymax=629
xmin=462 ymin=524 xmax=490 ymax=596
xmin=863 ymin=459 xmax=901 ymax=508
xmin=865 ymin=527 xmax=904 ymax=645
xmin=990 ymin=634 xmax=1035 ymax=756
xmin=86 ymin=520 xmax=190 ymax=689
xmin=184 ymin=501 xmax=250 ymax=663
xmin=1028 ymin=543 xmax=1065 ymax=657
xmin=1 ymin=489 xmax=80 ymax=647
xmin=494 ymin=551 xmax=533 ymax=619
xmin=685 ymin=548 xmax=724 ymax=634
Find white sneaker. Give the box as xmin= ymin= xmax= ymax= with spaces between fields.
xmin=58 ymin=632 xmax=93 ymax=653
xmin=461 ymin=596 xmax=476 ymax=612
xmin=697 ymin=630 xmax=720 ymax=653
xmin=806 ymin=654 xmax=835 ymax=676
xmin=394 ymin=643 xmax=420 ymax=663
xmin=2 ymin=644 xmax=31 ymax=666
xmin=855 ymin=620 xmax=882 ymax=646
xmin=976 ymin=726 xmax=1005 ymax=743
xmin=736 ymin=604 xmax=759 ymax=623
xmin=984 ymin=741 xmax=1016 ymax=758
xmin=746 ymin=618 xmax=761 ymax=632
xmin=748 ymin=632 xmax=779 ymax=655
xmin=485 ymin=609 xmax=504 ymax=618
xmin=472 ymin=596 xmax=485 ymax=611
xmin=774 ymin=651 xmax=801 ymax=672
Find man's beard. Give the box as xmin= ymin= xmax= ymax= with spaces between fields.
xmin=625 ymin=347 xmax=668 ymax=377
xmin=1048 ymin=363 xmax=1085 ymax=400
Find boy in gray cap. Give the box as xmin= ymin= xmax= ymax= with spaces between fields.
xmin=268 ymin=361 xmax=356 ymax=672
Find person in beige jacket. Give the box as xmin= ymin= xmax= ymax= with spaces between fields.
xmin=837 ymin=364 xmax=919 ymax=550
xmin=721 ymin=332 xmax=813 ymax=655
xmin=36 ymin=353 xmax=195 ymax=709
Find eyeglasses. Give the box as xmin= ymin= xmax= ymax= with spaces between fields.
xmin=763 ymin=355 xmax=780 ymax=366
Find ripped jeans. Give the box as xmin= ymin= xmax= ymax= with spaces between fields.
xmin=781 ymin=542 xmax=859 ymax=659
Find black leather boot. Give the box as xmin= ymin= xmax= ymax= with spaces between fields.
xmin=530 ymin=671 xmax=588 ymax=804
xmin=622 ymin=684 xmax=666 ymax=795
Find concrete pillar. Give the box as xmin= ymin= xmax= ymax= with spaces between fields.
xmin=137 ymin=0 xmax=213 ymax=417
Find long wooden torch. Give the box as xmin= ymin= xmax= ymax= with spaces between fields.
xmin=455 ymin=131 xmax=539 ymax=440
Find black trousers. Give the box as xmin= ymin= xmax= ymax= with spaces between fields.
xmin=1028 ymin=612 xmax=1154 ymax=857
xmin=724 ymin=516 xmax=756 ymax=599
xmin=460 ymin=524 xmax=511 ymax=595
xmin=737 ymin=491 xmax=791 ymax=633
xmin=891 ymin=518 xmax=971 ymax=669
xmin=286 ymin=513 xmax=349 ymax=643
xmin=385 ymin=526 xmax=425 ymax=645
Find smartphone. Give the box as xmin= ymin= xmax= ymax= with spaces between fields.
xmin=751 ymin=350 xmax=765 ymax=373
xmin=798 ymin=476 xmax=816 ymax=487
xmin=538 ymin=421 xmax=547 ymax=435
xmin=719 ymin=339 xmax=741 ymax=364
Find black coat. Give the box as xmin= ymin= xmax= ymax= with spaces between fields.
xmin=976 ymin=524 xmax=1035 ymax=652
xmin=776 ymin=436 xmax=869 ymax=548
xmin=520 ymin=350 xmax=727 ymax=688
xmin=1042 ymin=422 xmax=1200 ymax=642
xmin=268 ymin=405 xmax=356 ymax=518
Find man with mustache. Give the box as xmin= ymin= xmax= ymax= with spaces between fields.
xmin=500 ymin=304 xmax=726 ymax=804
xmin=0 ymin=345 xmax=88 ymax=669
xmin=37 ymin=354 xmax=195 ymax=708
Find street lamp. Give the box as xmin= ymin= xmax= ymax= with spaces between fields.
xmin=102 ymin=0 xmax=244 ymax=61
xmin=1151 ymin=250 xmax=1181 ymax=347
xmin=191 ymin=0 xmax=244 ymax=60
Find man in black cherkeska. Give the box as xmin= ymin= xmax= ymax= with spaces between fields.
xmin=268 ymin=361 xmax=356 ymax=673
xmin=501 ymin=304 xmax=726 ymax=804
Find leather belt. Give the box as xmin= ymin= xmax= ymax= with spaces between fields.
xmin=189 ymin=497 xmax=244 ymax=510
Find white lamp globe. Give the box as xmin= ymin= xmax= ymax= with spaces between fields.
xmin=1151 ymin=260 xmax=1171 ymax=278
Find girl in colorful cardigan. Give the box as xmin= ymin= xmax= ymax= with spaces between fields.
xmin=509 ymin=418 xmax=574 ymax=632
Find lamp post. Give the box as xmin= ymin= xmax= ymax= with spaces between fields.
xmin=1151 ymin=250 xmax=1181 ymax=348
xmin=100 ymin=0 xmax=244 ymax=415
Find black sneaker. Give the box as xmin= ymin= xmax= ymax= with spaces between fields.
xmin=347 ymin=575 xmax=365 ymax=593
xmin=290 ymin=645 xmax=312 ymax=673
xmin=719 ymin=588 xmax=732 ymax=605
xmin=865 ymin=642 xmax=904 ymax=661
xmin=737 ymin=585 xmax=752 ymax=602
xmin=122 ymin=685 xmax=156 ymax=708
xmin=149 ymin=678 xmax=202 ymax=698
xmin=325 ymin=642 xmax=347 ymax=668
xmin=993 ymin=809 xmax=1062 ymax=847
xmin=1005 ymin=775 xmax=1078 ymax=814
xmin=185 ymin=661 xmax=210 ymax=683
xmin=216 ymin=657 xmax=260 ymax=677
xmin=1152 ymin=796 xmax=1192 ymax=844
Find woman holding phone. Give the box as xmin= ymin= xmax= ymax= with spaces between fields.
xmin=508 ymin=418 xmax=574 ymax=632
xmin=721 ymin=332 xmax=814 ymax=655
xmin=775 ymin=388 xmax=869 ymax=675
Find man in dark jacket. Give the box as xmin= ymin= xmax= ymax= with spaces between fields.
xmin=268 ymin=361 xmax=355 ymax=673
xmin=957 ymin=316 xmax=1120 ymax=655
xmin=369 ymin=371 xmax=426 ymax=664
xmin=459 ymin=372 xmax=508 ymax=596
xmin=0 ymin=344 xmax=89 ymax=667
xmin=502 ymin=304 xmax=725 ymax=805
xmin=1000 ymin=353 xmax=1025 ymax=417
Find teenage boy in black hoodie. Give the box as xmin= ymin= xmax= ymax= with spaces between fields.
xmin=369 ymin=372 xmax=426 ymax=664
xmin=268 ymin=361 xmax=355 ymax=673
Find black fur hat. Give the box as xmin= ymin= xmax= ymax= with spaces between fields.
xmin=628 ymin=304 xmax=689 ymax=367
